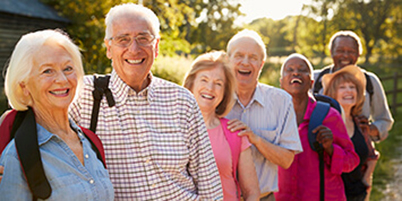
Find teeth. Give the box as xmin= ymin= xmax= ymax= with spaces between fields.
xmin=51 ymin=90 xmax=68 ymax=95
xmin=291 ymin=78 xmax=302 ymax=84
xmin=201 ymin=94 xmax=213 ymax=99
xmin=127 ymin=59 xmax=142 ymax=64
xmin=238 ymin=69 xmax=251 ymax=74
xmin=341 ymin=61 xmax=350 ymax=65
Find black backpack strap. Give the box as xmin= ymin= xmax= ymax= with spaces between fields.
xmin=14 ymin=107 xmax=51 ymax=200
xmin=90 ymin=75 xmax=115 ymax=132
xmin=364 ymin=72 xmax=374 ymax=101
xmin=10 ymin=110 xmax=28 ymax=139
xmin=308 ymin=101 xmax=330 ymax=201
xmin=314 ymin=94 xmax=342 ymax=114
xmin=313 ymin=67 xmax=331 ymax=94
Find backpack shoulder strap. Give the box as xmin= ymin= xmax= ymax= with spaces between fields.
xmin=80 ymin=126 xmax=107 ymax=168
xmin=308 ymin=101 xmax=330 ymax=152
xmin=313 ymin=67 xmax=331 ymax=94
xmin=90 ymin=75 xmax=115 ymax=132
xmin=314 ymin=94 xmax=342 ymax=114
xmin=14 ymin=108 xmax=52 ymax=200
xmin=308 ymin=101 xmax=330 ymax=201
xmin=364 ymin=72 xmax=374 ymax=100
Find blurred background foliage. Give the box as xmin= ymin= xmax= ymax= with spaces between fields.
xmin=38 ymin=0 xmax=402 ymax=86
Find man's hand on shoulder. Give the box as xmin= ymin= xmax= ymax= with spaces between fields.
xmin=227 ymin=119 xmax=260 ymax=145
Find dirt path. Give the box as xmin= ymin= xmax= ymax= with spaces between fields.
xmin=382 ymin=147 xmax=402 ymax=200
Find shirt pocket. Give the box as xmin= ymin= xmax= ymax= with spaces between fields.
xmin=48 ymin=174 xmax=89 ymax=200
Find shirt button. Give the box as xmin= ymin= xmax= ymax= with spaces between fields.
xmin=89 ymin=179 xmax=94 ymax=184
xmin=85 ymin=154 xmax=89 ymax=159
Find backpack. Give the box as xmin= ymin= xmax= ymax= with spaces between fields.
xmin=313 ymin=66 xmax=374 ymax=100
xmin=0 ymin=74 xmax=114 ymax=200
xmin=308 ymin=94 xmax=341 ymax=201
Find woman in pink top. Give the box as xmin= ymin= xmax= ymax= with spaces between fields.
xmin=183 ymin=51 xmax=260 ymax=200
xmin=275 ymin=53 xmax=359 ymax=201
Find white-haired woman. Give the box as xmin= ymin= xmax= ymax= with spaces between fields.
xmin=0 ymin=29 xmax=113 ymax=200
xmin=276 ymin=53 xmax=359 ymax=201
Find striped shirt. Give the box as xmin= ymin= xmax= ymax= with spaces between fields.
xmin=69 ymin=70 xmax=223 ymax=200
xmin=226 ymin=83 xmax=303 ymax=194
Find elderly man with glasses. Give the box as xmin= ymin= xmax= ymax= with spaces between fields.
xmin=67 ymin=3 xmax=223 ymax=200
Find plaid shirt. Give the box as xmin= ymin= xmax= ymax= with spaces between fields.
xmin=69 ymin=70 xmax=223 ymax=200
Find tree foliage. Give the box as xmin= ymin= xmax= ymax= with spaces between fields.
xmin=40 ymin=0 xmax=243 ymax=74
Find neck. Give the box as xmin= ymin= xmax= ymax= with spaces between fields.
xmin=130 ymin=74 xmax=150 ymax=92
xmin=202 ymin=111 xmax=220 ymax=130
xmin=32 ymin=105 xmax=71 ymax=136
xmin=236 ymin=85 xmax=256 ymax=106
xmin=292 ymin=93 xmax=309 ymax=124
xmin=342 ymin=105 xmax=352 ymax=117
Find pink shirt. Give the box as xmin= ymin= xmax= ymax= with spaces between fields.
xmin=208 ymin=123 xmax=251 ymax=201
xmin=275 ymin=97 xmax=359 ymax=201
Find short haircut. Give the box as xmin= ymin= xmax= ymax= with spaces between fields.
xmin=280 ymin=53 xmax=314 ymax=80
xmin=5 ymin=29 xmax=84 ymax=111
xmin=323 ymin=72 xmax=365 ymax=116
xmin=226 ymin=29 xmax=267 ymax=62
xmin=105 ymin=3 xmax=160 ymax=39
xmin=183 ymin=51 xmax=236 ymax=117
xmin=329 ymin=30 xmax=363 ymax=55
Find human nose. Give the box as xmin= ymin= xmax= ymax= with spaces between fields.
xmin=240 ymin=56 xmax=250 ymax=65
xmin=55 ymin=71 xmax=68 ymax=83
xmin=205 ymin=81 xmax=214 ymax=90
xmin=127 ymin=38 xmax=140 ymax=51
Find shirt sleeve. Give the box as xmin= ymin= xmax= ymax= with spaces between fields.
xmin=0 ymin=142 xmax=32 ymax=200
xmin=322 ymin=108 xmax=360 ymax=175
xmin=277 ymin=98 xmax=303 ymax=153
xmin=186 ymin=101 xmax=223 ymax=200
xmin=240 ymin=136 xmax=252 ymax=152
xmin=360 ymin=124 xmax=380 ymax=161
xmin=367 ymin=73 xmax=394 ymax=141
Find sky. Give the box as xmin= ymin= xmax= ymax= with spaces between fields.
xmin=236 ymin=0 xmax=312 ymax=24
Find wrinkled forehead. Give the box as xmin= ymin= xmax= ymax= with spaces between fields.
xmin=112 ymin=13 xmax=155 ymax=35
xmin=229 ymin=37 xmax=264 ymax=59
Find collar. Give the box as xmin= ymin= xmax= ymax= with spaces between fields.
xmin=235 ymin=84 xmax=265 ymax=108
xmin=37 ymin=119 xmax=84 ymax=146
xmin=303 ymin=95 xmax=318 ymax=121
xmin=110 ymin=70 xmax=155 ymax=105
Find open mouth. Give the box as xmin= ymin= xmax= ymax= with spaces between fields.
xmin=290 ymin=78 xmax=302 ymax=84
xmin=126 ymin=59 xmax=144 ymax=64
xmin=340 ymin=60 xmax=352 ymax=66
xmin=201 ymin=93 xmax=214 ymax=100
xmin=50 ymin=89 xmax=69 ymax=95
xmin=342 ymin=95 xmax=354 ymax=100
xmin=238 ymin=69 xmax=251 ymax=75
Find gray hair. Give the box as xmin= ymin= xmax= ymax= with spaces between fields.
xmin=329 ymin=30 xmax=363 ymax=55
xmin=105 ymin=3 xmax=160 ymax=39
xmin=280 ymin=53 xmax=314 ymax=80
xmin=227 ymin=29 xmax=267 ymax=61
xmin=5 ymin=29 xmax=84 ymax=110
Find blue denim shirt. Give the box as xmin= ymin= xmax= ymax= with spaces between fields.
xmin=0 ymin=120 xmax=114 ymax=201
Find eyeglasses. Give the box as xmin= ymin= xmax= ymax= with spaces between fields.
xmin=109 ymin=33 xmax=156 ymax=47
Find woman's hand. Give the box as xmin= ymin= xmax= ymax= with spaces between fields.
xmin=313 ymin=125 xmax=334 ymax=156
